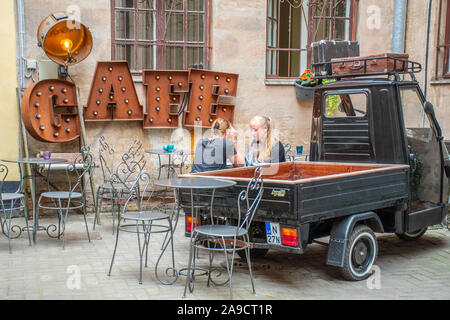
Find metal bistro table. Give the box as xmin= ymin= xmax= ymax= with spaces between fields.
xmin=145 ymin=149 xmax=193 ymax=179
xmin=1 ymin=157 xmax=67 ymax=243
xmin=153 ymin=177 xmax=236 ymax=287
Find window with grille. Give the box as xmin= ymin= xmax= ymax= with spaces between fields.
xmin=266 ymin=0 xmax=357 ymax=79
xmin=436 ymin=0 xmax=450 ymax=78
xmin=112 ymin=0 xmax=209 ymax=73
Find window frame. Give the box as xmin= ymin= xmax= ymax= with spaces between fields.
xmin=111 ymin=0 xmax=211 ymax=74
xmin=436 ymin=0 xmax=450 ymax=79
xmin=265 ymin=0 xmax=358 ymax=80
xmin=322 ymin=89 xmax=369 ymax=120
xmin=443 ymin=0 xmax=450 ymax=77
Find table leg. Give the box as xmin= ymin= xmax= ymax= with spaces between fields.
xmin=157 ymin=154 xmax=162 ymax=180
xmin=183 ymin=189 xmax=196 ymax=297
xmin=155 ymin=189 xmax=180 ymax=285
xmin=31 ymin=164 xmax=37 ymax=243
xmin=167 ymin=155 xmax=172 ymax=179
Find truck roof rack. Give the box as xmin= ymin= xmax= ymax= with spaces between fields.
xmin=312 ymin=55 xmax=422 ymax=81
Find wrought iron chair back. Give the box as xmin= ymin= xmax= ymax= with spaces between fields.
xmin=0 ymin=164 xmax=10 ymax=200
xmin=0 ymin=164 xmax=22 ymax=205
xmin=0 ymin=162 xmax=31 ymax=252
xmin=121 ymin=139 xmax=145 ymax=165
xmin=113 ymin=140 xmax=147 ymax=184
xmin=236 ymin=166 xmax=264 ymax=235
xmin=170 ymin=151 xmax=192 ymax=177
xmin=98 ymin=136 xmax=115 ymax=183
xmin=116 ymin=170 xmax=155 ymax=215
xmin=59 ymin=146 xmax=94 ymax=199
xmin=113 ymin=156 xmax=146 ymax=186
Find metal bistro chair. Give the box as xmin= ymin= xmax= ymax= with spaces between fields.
xmin=184 ymin=166 xmax=264 ymax=299
xmin=108 ymin=168 xmax=176 ymax=285
xmin=37 ymin=147 xmax=93 ymax=249
xmin=283 ymin=142 xmax=308 ymax=161
xmin=93 ymin=136 xmax=116 ymax=230
xmin=283 ymin=143 xmax=296 ymax=161
xmin=93 ymin=138 xmax=147 ymax=234
xmin=0 ymin=163 xmax=31 ymax=253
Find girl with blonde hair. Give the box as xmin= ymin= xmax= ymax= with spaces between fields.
xmin=191 ymin=118 xmax=244 ymax=173
xmin=246 ymin=115 xmax=286 ymax=165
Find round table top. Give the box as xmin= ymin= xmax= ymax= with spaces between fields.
xmin=146 ymin=149 xmax=193 ymax=155
xmin=1 ymin=158 xmax=68 ymax=165
xmin=155 ymin=177 xmax=236 ymax=189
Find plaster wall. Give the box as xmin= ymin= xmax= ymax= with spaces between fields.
xmin=404 ymin=0 xmax=450 ymax=137
xmin=0 ymin=0 xmax=20 ymax=180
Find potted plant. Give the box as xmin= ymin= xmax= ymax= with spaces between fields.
xmin=295 ymin=69 xmax=318 ymax=100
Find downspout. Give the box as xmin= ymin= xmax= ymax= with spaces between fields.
xmin=16 ymin=0 xmax=33 ymax=206
xmin=16 ymin=0 xmax=28 ymax=161
xmin=424 ymin=0 xmax=432 ymax=100
xmin=421 ymin=0 xmax=433 ymax=128
xmin=17 ymin=0 xmax=26 ymax=93
xmin=392 ymin=0 xmax=407 ymax=53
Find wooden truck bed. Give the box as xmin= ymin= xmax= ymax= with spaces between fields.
xmin=181 ymin=161 xmax=410 ymax=225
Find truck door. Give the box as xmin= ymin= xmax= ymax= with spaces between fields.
xmin=320 ymin=89 xmax=375 ymax=162
xmin=399 ymin=85 xmax=448 ymax=231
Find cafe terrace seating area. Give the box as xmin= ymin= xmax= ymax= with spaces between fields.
xmin=0 ymin=136 xmax=305 ymax=299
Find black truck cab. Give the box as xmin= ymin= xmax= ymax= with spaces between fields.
xmin=310 ymin=74 xmax=449 ymax=238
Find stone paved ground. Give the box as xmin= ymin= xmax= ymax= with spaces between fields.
xmin=0 ymin=212 xmax=449 ymax=300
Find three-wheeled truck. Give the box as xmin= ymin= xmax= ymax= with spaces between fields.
xmin=181 ymin=55 xmax=450 ymax=281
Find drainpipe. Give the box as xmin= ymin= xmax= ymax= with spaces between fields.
xmin=392 ymin=0 xmax=407 ymax=53
xmin=16 ymin=0 xmax=32 ymax=200
xmin=424 ymin=0 xmax=432 ymax=100
xmin=17 ymin=0 xmax=26 ymax=93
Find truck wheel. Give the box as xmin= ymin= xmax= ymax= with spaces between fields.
xmin=395 ymin=227 xmax=427 ymax=241
xmin=237 ymin=248 xmax=269 ymax=259
xmin=341 ymin=224 xmax=378 ymax=281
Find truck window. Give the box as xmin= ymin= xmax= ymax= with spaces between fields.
xmin=324 ymin=93 xmax=367 ymax=118
xmin=400 ymin=88 xmax=432 ymax=143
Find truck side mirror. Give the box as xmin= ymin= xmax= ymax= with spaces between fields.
xmin=423 ymin=101 xmax=442 ymax=139
xmin=423 ymin=101 xmax=434 ymax=115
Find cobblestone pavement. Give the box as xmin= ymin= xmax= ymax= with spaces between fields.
xmin=0 ymin=212 xmax=449 ymax=300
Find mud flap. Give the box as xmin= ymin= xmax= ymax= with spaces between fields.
xmin=326 ymin=212 xmax=384 ymax=267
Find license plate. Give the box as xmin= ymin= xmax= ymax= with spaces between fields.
xmin=265 ymin=222 xmax=281 ymax=245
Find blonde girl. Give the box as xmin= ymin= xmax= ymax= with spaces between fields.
xmin=246 ymin=115 xmax=286 ymax=165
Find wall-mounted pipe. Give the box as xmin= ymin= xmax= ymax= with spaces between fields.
xmin=392 ymin=0 xmax=407 ymax=53
xmin=424 ymin=0 xmax=432 ymax=100
xmin=17 ymin=0 xmax=26 ymax=92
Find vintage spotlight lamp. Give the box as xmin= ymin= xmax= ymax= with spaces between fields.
xmin=37 ymin=12 xmax=93 ymax=66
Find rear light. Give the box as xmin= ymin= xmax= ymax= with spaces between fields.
xmin=185 ymin=216 xmax=199 ymax=233
xmin=281 ymin=227 xmax=298 ymax=247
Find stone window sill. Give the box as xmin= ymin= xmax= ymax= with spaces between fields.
xmin=430 ymin=78 xmax=450 ymax=85
xmin=265 ymin=79 xmax=296 ymax=86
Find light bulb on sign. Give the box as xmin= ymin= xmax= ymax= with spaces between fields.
xmin=60 ymin=38 xmax=76 ymax=64
xmin=60 ymin=39 xmax=73 ymax=52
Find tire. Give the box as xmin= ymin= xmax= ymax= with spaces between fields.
xmin=237 ymin=248 xmax=269 ymax=259
xmin=341 ymin=224 xmax=378 ymax=281
xmin=395 ymin=227 xmax=427 ymax=241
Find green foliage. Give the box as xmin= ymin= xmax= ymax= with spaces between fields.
xmin=323 ymin=79 xmax=339 ymax=116
xmin=409 ymin=150 xmax=423 ymax=200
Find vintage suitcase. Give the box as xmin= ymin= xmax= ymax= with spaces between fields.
xmin=312 ymin=40 xmax=360 ymax=76
xmin=331 ymin=53 xmax=409 ymax=76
